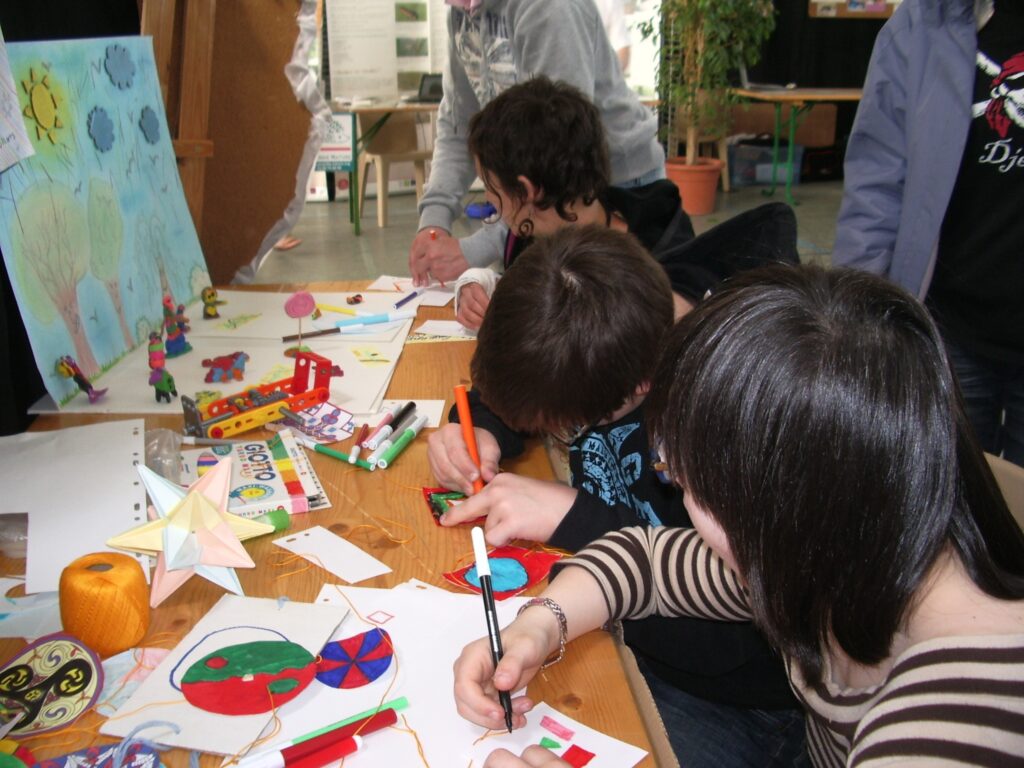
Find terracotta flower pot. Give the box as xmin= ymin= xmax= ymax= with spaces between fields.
xmin=665 ymin=157 xmax=724 ymax=216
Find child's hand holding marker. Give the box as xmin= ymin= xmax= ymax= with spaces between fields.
xmin=426 ymin=422 xmax=501 ymax=495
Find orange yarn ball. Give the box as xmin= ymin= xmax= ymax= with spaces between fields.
xmin=59 ymin=552 xmax=149 ymax=658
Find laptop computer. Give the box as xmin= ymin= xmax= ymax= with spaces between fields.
xmin=407 ymin=73 xmax=443 ymax=103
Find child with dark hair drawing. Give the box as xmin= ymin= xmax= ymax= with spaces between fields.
xmin=453 ymin=75 xmax=796 ymax=331
xmin=453 ymin=264 xmax=1024 ymax=767
xmin=433 ymin=226 xmax=806 ymax=767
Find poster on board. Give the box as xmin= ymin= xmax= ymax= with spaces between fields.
xmin=0 ymin=37 xmax=210 ymax=406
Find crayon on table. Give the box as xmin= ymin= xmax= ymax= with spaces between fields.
xmin=454 ymin=384 xmax=485 ymax=493
xmin=377 ymin=414 xmax=429 ymax=469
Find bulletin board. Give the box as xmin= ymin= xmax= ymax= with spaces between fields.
xmin=809 ymin=0 xmax=900 ymax=19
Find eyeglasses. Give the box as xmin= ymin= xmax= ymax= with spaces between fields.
xmin=550 ymin=423 xmax=592 ymax=448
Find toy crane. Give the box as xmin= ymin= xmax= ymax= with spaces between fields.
xmin=182 ymin=350 xmax=342 ymax=439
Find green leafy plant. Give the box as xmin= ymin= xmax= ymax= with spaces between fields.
xmin=640 ymin=0 xmax=775 ymax=164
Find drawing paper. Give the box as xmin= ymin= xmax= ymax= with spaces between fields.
xmin=0 ymin=419 xmax=148 ymax=593
xmin=274 ymin=526 xmax=391 ymax=583
xmin=101 ymin=595 xmax=347 ymax=755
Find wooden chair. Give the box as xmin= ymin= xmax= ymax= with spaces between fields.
xmin=356 ymin=111 xmax=432 ymax=228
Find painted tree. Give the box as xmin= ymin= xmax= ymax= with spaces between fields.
xmin=11 ymin=181 xmax=100 ymax=375
xmin=87 ymin=177 xmax=134 ymax=349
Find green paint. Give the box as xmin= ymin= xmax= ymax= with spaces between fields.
xmin=539 ymin=737 xmax=561 ymax=749
xmin=181 ymin=640 xmax=313 ymax=684
xmin=268 ymin=678 xmax=300 ymax=694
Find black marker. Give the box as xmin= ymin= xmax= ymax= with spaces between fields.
xmin=472 ymin=526 xmax=514 ymax=733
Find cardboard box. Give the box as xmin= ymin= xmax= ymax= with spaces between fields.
xmin=729 ymin=140 xmax=804 ymax=188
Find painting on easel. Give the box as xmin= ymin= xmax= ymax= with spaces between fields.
xmin=0 ymin=36 xmax=210 ymax=406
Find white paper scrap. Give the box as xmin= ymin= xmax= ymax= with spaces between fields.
xmin=274 ymin=525 xmax=391 ymax=583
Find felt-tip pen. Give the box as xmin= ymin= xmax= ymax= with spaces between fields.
xmin=334 ymin=309 xmax=415 ymax=329
xmin=294 ymin=434 xmax=375 ymax=471
xmin=365 ymin=401 xmax=416 ymax=450
xmin=393 ymin=289 xmax=423 ymax=310
xmin=471 ymin=527 xmax=514 ymax=733
xmin=348 ymin=423 xmax=370 ymax=464
xmin=376 ymin=414 xmax=429 ymax=469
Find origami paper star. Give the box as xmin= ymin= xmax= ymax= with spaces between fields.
xmin=107 ymin=458 xmax=273 ymax=607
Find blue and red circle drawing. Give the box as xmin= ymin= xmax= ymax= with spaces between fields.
xmin=315 ymin=629 xmax=394 ymax=689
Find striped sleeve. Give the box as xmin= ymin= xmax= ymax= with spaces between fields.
xmin=848 ymin=639 xmax=1024 ymax=766
xmin=563 ymin=526 xmax=751 ymax=623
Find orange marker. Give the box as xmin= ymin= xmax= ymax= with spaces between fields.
xmin=454 ymin=384 xmax=484 ymax=493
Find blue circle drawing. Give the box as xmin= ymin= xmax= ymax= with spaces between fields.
xmin=139 ymin=106 xmax=160 ymax=144
xmin=104 ymin=44 xmax=135 ymax=89
xmin=465 ymin=558 xmax=528 ymax=592
xmin=87 ymin=107 xmax=114 ymax=152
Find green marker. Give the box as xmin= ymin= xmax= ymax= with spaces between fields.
xmin=295 ymin=434 xmax=375 ymax=471
xmin=377 ymin=414 xmax=429 ymax=469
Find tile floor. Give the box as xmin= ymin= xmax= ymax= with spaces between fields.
xmin=252 ymin=180 xmax=843 ymax=284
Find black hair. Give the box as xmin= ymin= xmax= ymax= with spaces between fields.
xmin=472 ymin=226 xmax=672 ymax=432
xmin=467 ymin=76 xmax=609 ymax=236
xmin=646 ymin=264 xmax=1024 ymax=686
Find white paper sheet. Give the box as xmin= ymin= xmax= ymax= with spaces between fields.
xmin=466 ymin=702 xmax=648 ymax=767
xmin=261 ymin=582 xmax=527 ymax=766
xmin=0 ymin=420 xmax=149 ymax=593
xmin=0 ymin=28 xmax=34 ymax=172
xmin=366 ymin=275 xmax=455 ymax=307
xmin=414 ymin=320 xmax=477 ymax=339
xmin=31 ymin=332 xmax=403 ymax=418
xmin=274 ymin=526 xmax=391 ymax=583
xmin=0 ymin=591 xmax=61 ymax=640
xmin=101 ymin=595 xmax=347 ymax=755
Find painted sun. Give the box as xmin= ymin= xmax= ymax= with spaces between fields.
xmin=22 ymin=67 xmax=63 ymax=144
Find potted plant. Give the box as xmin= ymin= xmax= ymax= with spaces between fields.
xmin=640 ymin=0 xmax=775 ymax=214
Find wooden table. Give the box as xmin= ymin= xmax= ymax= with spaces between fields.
xmin=0 ymin=282 xmax=656 ymax=767
xmin=731 ymin=87 xmax=863 ymax=205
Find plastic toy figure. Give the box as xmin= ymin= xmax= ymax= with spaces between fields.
xmin=201 ymin=287 xmax=225 ymax=319
xmin=56 ymin=355 xmax=107 ymax=404
xmin=162 ymin=295 xmax=192 ymax=357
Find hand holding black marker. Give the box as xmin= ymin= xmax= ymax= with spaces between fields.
xmin=471 ymin=526 xmax=514 ymax=733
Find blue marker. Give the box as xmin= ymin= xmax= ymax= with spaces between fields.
xmin=335 ymin=309 xmax=415 ymax=328
xmin=393 ymin=289 xmax=423 ymax=310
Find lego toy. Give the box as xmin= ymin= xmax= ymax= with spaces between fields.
xmin=182 ymin=350 xmax=342 ymax=439
xmin=56 ymin=355 xmax=108 ymax=404
xmin=201 ymin=287 xmax=226 ymax=319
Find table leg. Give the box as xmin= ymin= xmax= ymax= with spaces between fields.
xmin=763 ymin=103 xmax=783 ymax=198
xmin=783 ymin=105 xmax=799 ymax=207
xmin=348 ymin=165 xmax=361 ymax=237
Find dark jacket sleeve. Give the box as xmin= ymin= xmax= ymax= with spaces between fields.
xmin=448 ymin=388 xmax=527 ymax=459
xmin=548 ymin=489 xmax=652 ymax=552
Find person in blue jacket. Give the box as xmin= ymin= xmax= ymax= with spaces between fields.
xmin=833 ymin=0 xmax=1022 ymax=465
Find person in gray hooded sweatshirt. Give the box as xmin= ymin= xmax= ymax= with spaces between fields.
xmin=408 ymin=0 xmax=664 ymax=287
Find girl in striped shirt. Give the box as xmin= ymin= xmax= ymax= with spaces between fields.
xmin=454 ymin=265 xmax=1024 ymax=767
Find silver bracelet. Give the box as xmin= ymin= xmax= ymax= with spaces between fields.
xmin=517 ymin=597 xmax=568 ymax=669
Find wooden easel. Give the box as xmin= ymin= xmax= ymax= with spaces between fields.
xmin=139 ymin=0 xmax=216 ymax=232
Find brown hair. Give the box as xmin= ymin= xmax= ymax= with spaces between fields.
xmin=472 ymin=226 xmax=673 ymax=432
